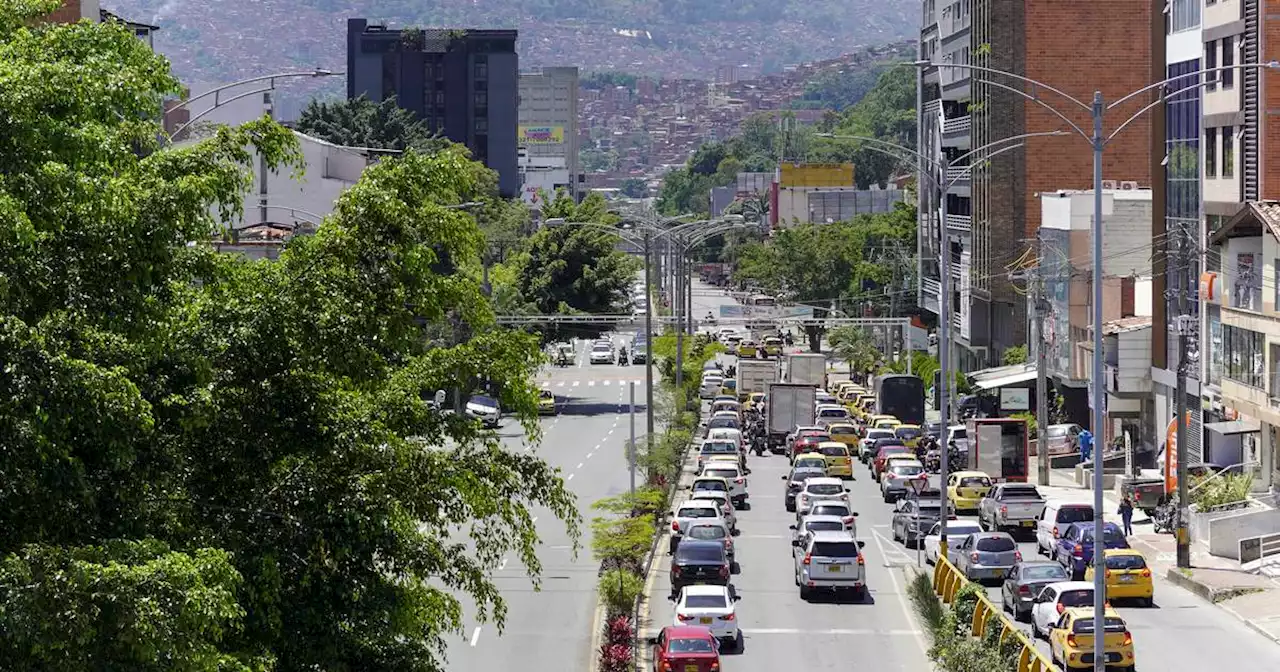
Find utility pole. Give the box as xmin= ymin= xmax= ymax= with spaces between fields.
xmin=1174 ymin=222 xmax=1192 ymax=569
xmin=643 ymin=231 xmax=655 ymax=452
xmin=1034 ymin=234 xmax=1051 ymax=487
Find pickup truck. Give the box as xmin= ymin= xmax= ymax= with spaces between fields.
xmin=977 ymin=483 xmax=1046 ymax=533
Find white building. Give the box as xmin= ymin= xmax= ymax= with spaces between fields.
xmin=518 ymin=148 xmax=571 ymax=208
xmin=518 ymin=67 xmax=581 ymax=199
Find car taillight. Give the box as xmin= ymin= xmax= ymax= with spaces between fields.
xmin=970 ymin=552 xmax=979 ymax=563
xmin=1066 ymin=634 xmax=1077 ymax=647
xmin=1123 ymin=631 xmax=1133 ymax=646
xmin=678 ymin=613 xmax=695 ymax=621
xmin=1073 ymin=544 xmax=1083 ymax=557
xmin=661 ymin=663 xmax=672 ymax=672
xmin=718 ymin=565 xmax=729 ymax=578
xmin=1014 ymin=550 xmax=1022 ymax=562
xmin=1053 ymin=526 xmax=1059 ymax=538
xmin=672 ymin=520 xmax=680 ymax=531
xmin=672 ymin=566 xmax=682 ymax=577
xmin=1000 ymin=505 xmax=1008 ymax=516
xmin=1018 ymin=585 xmax=1031 ymax=595
xmin=710 ymin=662 xmax=720 ymax=672
xmin=887 ymin=473 xmax=896 ymax=479
xmin=735 ymin=477 xmax=744 ymax=483
xmin=721 ymin=613 xmax=735 ymax=621
xmin=1140 ymin=568 xmax=1151 ymax=578
xmin=857 ymin=554 xmax=865 ymax=565
xmin=725 ymin=538 xmax=733 ymax=548
xmin=842 ymin=516 xmax=855 ymax=525
xmin=1104 ymin=569 xmax=1112 ymax=578
xmin=803 ymin=553 xmax=812 ymax=565
xmin=1056 ymin=603 xmax=1065 ymax=614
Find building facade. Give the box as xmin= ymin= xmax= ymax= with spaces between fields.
xmin=518 ymin=67 xmax=582 ymax=199
xmin=917 ymin=0 xmax=1153 ymax=371
xmin=346 ymin=20 xmax=519 ymax=197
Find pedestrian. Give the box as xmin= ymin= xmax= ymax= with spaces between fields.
xmin=1078 ymin=429 xmax=1094 ymax=462
xmin=1118 ymin=496 xmax=1135 ymax=536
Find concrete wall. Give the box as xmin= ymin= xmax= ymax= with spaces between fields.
xmin=1206 ymin=506 xmax=1280 ymax=559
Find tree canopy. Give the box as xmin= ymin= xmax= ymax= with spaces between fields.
xmin=0 ymin=4 xmax=578 ymax=670
xmin=295 ymin=94 xmax=449 ymax=152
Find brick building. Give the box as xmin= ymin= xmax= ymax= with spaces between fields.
xmin=917 ymin=0 xmax=1153 ymax=371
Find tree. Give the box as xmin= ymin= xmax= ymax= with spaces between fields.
xmin=295 ymin=94 xmax=448 ymax=152
xmin=1001 ymin=345 xmax=1028 ymax=366
xmin=620 ymin=177 xmax=648 ymax=198
xmin=813 ymin=66 xmax=918 ymax=188
xmin=0 ymin=5 xmax=579 ymax=670
xmin=828 ymin=326 xmax=883 ymax=381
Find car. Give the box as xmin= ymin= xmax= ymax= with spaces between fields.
xmin=691 ymin=492 xmax=738 ymax=534
xmin=813 ymin=441 xmax=855 ymax=478
xmin=945 ymin=470 xmax=993 ymax=512
xmin=537 ymin=389 xmax=556 ymax=415
xmin=743 ymin=391 xmax=766 ymax=412
xmin=736 ymin=341 xmax=758 ymax=358
xmin=826 ymin=422 xmax=860 ymax=448
xmin=794 ymin=477 xmax=850 ymax=517
xmin=871 ymin=443 xmax=912 ymax=480
xmin=894 ymin=424 xmax=924 ymax=447
xmin=683 ymin=520 xmax=735 ymax=566
xmin=761 ymin=336 xmax=783 ymax=358
xmin=923 ymin=519 xmax=982 ymax=564
xmin=793 ymin=530 xmax=866 ymax=600
xmin=1047 ymin=606 xmax=1135 ymax=671
xmin=814 ymin=390 xmax=837 ymax=405
xmin=1083 ymin=548 xmax=1154 ymax=606
xmin=792 ymin=453 xmax=831 ymax=474
xmin=671 ymin=584 xmax=742 ymax=651
xmin=791 ymin=432 xmax=833 ymax=461
xmin=923 ymin=421 xmax=943 ymax=438
xmin=1035 ymin=502 xmax=1095 ymax=556
xmin=699 ymin=374 xmax=725 ymax=399
xmin=464 ymin=395 xmax=501 ymax=428
xmin=949 ymin=531 xmax=1021 ymax=583
xmin=1043 ymin=423 xmax=1084 ymax=456
xmin=1029 ymin=581 xmax=1097 ymax=639
xmin=977 ymin=483 xmax=1046 ymax=533
xmin=589 ymin=344 xmax=614 ymax=364
xmin=703 ymin=359 xmax=724 ymax=372
xmin=691 ymin=475 xmax=733 ymax=504
xmin=631 ymin=342 xmax=649 ymax=364
xmin=802 ymin=501 xmax=856 ymax=527
xmin=710 ymin=399 xmax=741 ymax=416
xmin=790 ymin=514 xmax=856 ymax=547
xmin=814 ymin=404 xmax=851 ymax=424
xmin=867 ymin=415 xmax=901 ymax=430
xmin=1053 ymin=522 xmax=1130 ymax=580
xmin=880 ymin=459 xmax=927 ymax=502
xmin=786 ymin=424 xmax=825 ymax=449
xmin=647 ymin=625 xmax=722 ymax=672
xmin=700 ymin=463 xmax=748 ymax=506
xmin=670 ymin=500 xmax=725 ymax=554
xmin=706 ymin=426 xmax=743 ymax=451
xmin=782 ymin=466 xmax=827 ymax=512
xmin=891 ymin=497 xmax=946 ymax=548
xmin=1000 ymin=561 xmax=1070 ymax=621
xmin=696 ymin=439 xmax=739 ymax=472
xmin=670 ymin=539 xmax=731 ymax=597
xmin=945 ymin=424 xmax=969 ymax=456
xmin=859 ymin=428 xmax=896 ymax=462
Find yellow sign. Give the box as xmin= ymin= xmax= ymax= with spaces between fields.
xmin=779 ymin=162 xmax=854 ymax=188
xmin=518 ymin=125 xmax=564 ymax=144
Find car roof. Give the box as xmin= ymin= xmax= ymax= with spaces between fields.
xmin=972 ymin=531 xmax=1015 ymax=540
xmin=791 ymin=466 xmax=826 ymax=476
xmin=1062 ymin=606 xmax=1121 ymax=619
xmin=676 ymin=539 xmax=724 ymax=550
xmin=827 ymin=422 xmax=857 ymax=430
xmin=701 ymin=463 xmax=740 ymax=472
xmin=682 ymin=584 xmax=731 ymax=597
xmin=808 ymin=529 xmax=856 ymax=541
xmin=806 ymin=477 xmax=843 ymax=485
xmin=692 ymin=492 xmax=728 ymax=502
xmin=684 ymin=519 xmax=729 ymax=530
xmin=887 ymin=459 xmax=924 ymax=468
xmin=817 ymin=441 xmax=849 ymax=449
xmin=800 ymin=514 xmax=848 ymax=525
xmin=1016 ymin=560 xmax=1065 ymax=569
xmin=815 ymin=403 xmax=844 ymax=410
xmin=664 ymin=625 xmax=716 ymax=639
xmin=896 ymin=424 xmax=922 ymax=429
xmin=693 ymin=475 xmax=729 ymax=483
xmin=1102 ymin=548 xmax=1144 ymax=557
xmin=952 ymin=470 xmax=990 ymax=477
xmin=1044 ymin=581 xmax=1096 ymax=591
xmin=678 ymin=500 xmax=719 ymax=510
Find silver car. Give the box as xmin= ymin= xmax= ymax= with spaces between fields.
xmin=950 ymin=531 xmax=1021 ymax=582
xmin=789 ymin=514 xmax=854 ymax=548
xmin=669 ymin=500 xmax=724 ymax=554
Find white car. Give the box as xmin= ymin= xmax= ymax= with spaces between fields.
xmin=1029 ymin=581 xmax=1096 ymax=639
xmin=706 ymin=427 xmax=743 ymax=452
xmin=795 ymin=477 xmax=850 ymax=515
xmin=922 ymin=520 xmax=982 ymax=565
xmin=814 ymin=404 xmax=851 ymax=424
xmin=589 ymin=344 xmax=614 ymax=364
xmin=464 ymin=395 xmax=501 ymax=428
xmin=700 ymin=462 xmax=748 ymax=505
xmin=691 ymin=493 xmax=738 ymax=533
xmin=859 ymin=428 xmax=896 ymax=460
xmin=700 ymin=375 xmax=725 ymax=399
xmin=673 ymin=584 xmax=742 ymax=650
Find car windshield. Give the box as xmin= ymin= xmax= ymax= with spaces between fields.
xmin=799 ymin=434 xmax=832 ymax=444
xmin=892 ymin=465 xmax=924 ymax=476
xmin=811 ymin=504 xmax=850 ymax=517
xmin=812 ymin=541 xmax=859 ymax=557
xmin=668 ymin=638 xmax=715 ymax=654
xmin=688 ymin=526 xmax=727 ymax=540
xmin=470 ymin=396 xmax=498 ymax=408
xmin=705 ymin=470 xmax=737 ymax=480
xmin=1047 ymin=426 xmax=1071 ymax=437
xmin=976 ymin=536 xmax=1017 ymax=552
xmin=867 ymin=430 xmax=893 ymax=440
xmin=807 ymin=483 xmax=844 ymax=495
xmin=701 ymin=443 xmax=736 ymax=454
xmin=676 ymin=544 xmax=725 ymax=563
xmin=818 ymin=408 xmax=847 ymax=417
xmin=1073 ymin=617 xmax=1128 ymax=634
xmin=1081 ymin=526 xmax=1126 ymax=545
xmin=1057 ymin=506 xmax=1093 ymax=523
xmin=819 ymin=445 xmax=848 ymax=457
xmin=960 ymin=476 xmax=991 ymax=487
xmin=879 ymin=446 xmax=908 ymax=455
xmin=895 ymin=427 xmax=922 ymax=439
xmin=795 ymin=458 xmax=826 ymax=470
xmin=1023 ymin=565 xmax=1068 ymax=581
xmin=708 ymin=418 xmax=738 ymax=429
xmin=829 ymin=425 xmax=856 ymax=435
xmin=681 ymin=507 xmax=718 ymax=519
xmin=694 ymin=481 xmax=727 ymax=491
xmin=1106 ymin=554 xmax=1147 ymax=570
xmin=684 ymin=594 xmax=728 ymax=609
xmin=592 ymin=345 xmax=610 ymax=352
xmin=1058 ymin=589 xmax=1093 ymax=607
xmin=806 ymin=520 xmax=845 ymax=533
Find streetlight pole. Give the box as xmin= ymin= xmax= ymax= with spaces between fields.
xmin=643 ymin=231 xmax=656 ymax=447
xmin=166 ymin=69 xmax=343 ymax=140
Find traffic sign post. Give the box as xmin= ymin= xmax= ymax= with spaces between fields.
xmin=907 ymin=476 xmax=929 ymax=566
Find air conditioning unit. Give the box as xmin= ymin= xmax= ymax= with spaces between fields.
xmin=1101 ymin=180 xmax=1117 ymax=190
xmin=1119 ymin=181 xmax=1139 ymax=190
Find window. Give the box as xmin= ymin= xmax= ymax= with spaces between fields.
xmin=474 ymin=118 xmax=488 ymax=133
xmin=1222 ymin=36 xmax=1235 ymax=88
xmin=1205 ymin=40 xmax=1217 ymax=91
xmin=474 ymin=92 xmax=487 ymax=107
xmin=1223 ymin=325 xmax=1265 ymax=389
xmin=474 ymin=62 xmax=488 ymax=79
xmin=1223 ymin=126 xmax=1235 ymax=178
xmin=1270 ymin=343 xmax=1280 ymax=402
xmin=1170 ymin=0 xmax=1201 ymax=33
xmin=1206 ymin=127 xmax=1218 ymax=177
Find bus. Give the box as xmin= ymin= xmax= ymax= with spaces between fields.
xmin=874 ymin=374 xmax=925 ymax=426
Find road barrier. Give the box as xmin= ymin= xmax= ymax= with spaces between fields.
xmin=932 ymin=555 xmax=1059 ymax=672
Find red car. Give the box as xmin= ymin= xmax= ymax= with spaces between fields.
xmin=791 ymin=433 xmax=832 ymax=459
xmin=648 ymin=625 xmax=721 ymax=672
xmin=872 ymin=444 xmax=911 ymax=479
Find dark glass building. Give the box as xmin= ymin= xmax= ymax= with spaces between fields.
xmin=346 ymin=19 xmax=519 ymax=197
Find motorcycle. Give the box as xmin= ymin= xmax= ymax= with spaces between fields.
xmin=1152 ymin=495 xmax=1178 ymax=534
xmin=617 ymin=350 xmax=629 ymax=366
xmin=924 ymin=449 xmax=941 ymax=473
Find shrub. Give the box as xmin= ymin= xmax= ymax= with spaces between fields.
xmin=597 ymin=642 xmax=632 ymax=672
xmin=950 ymin=582 xmax=984 ymax=632
xmin=1190 ymin=472 xmax=1253 ymax=509
xmin=606 ymin=614 xmax=633 ymax=646
xmin=598 ymin=568 xmax=645 ymax=617
xmin=592 ymin=517 xmax=655 ymax=574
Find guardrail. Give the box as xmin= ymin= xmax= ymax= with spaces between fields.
xmin=932 ymin=555 xmax=1059 ymax=672
xmin=1240 ymin=531 xmax=1280 ymax=566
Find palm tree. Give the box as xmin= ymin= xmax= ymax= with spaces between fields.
xmin=295 ymin=95 xmax=448 ymax=152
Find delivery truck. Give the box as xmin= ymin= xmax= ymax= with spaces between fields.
xmin=785 ymin=353 xmax=827 ymax=388
xmin=766 ymin=383 xmax=817 ymax=452
xmin=736 ymin=360 xmax=780 ymax=397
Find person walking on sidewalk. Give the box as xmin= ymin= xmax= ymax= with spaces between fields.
xmin=1119 ymin=496 xmax=1135 ymax=536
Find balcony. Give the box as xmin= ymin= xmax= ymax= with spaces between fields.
xmin=945 ymin=165 xmax=971 ymax=187
xmin=923 ymin=277 xmax=941 ymax=298
xmin=945 ymin=213 xmax=971 ymax=232
xmin=953 ymin=313 xmax=963 ymax=331
xmin=942 ymin=115 xmax=971 ymax=135
xmin=950 ymin=261 xmax=962 ymax=279
xmin=923 ymin=99 xmax=941 ymax=118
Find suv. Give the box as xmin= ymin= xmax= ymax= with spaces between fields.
xmin=793 ymin=530 xmax=866 ymax=600
xmin=670 ymin=540 xmax=731 ymax=597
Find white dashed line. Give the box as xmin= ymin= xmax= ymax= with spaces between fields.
xmin=541 ymin=381 xmax=550 ymax=388
xmin=586 ymin=452 xmax=594 ymax=459
xmin=603 ymin=380 xmax=611 ymax=386
xmin=577 ymin=462 xmax=584 ymax=469
xmin=470 ymin=627 xmax=481 ymax=646
xmin=608 ymin=429 xmax=614 ymax=435
xmin=567 ymin=473 xmax=575 ymax=481
xmin=557 ymin=381 xmax=565 ymax=387
xmin=588 ymin=381 xmax=596 ymax=387
xmin=499 ymin=557 xmax=508 ymax=571
xmin=572 ymin=381 xmax=580 ymax=387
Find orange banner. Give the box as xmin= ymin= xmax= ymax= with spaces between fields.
xmin=1165 ymin=412 xmax=1192 ymax=494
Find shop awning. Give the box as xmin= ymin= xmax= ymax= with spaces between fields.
xmin=968 ymin=363 xmax=1037 ymax=390
xmin=1203 ymin=420 xmax=1261 ymax=435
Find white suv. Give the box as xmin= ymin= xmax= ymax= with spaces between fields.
xmin=794 ymin=530 xmax=866 ymax=601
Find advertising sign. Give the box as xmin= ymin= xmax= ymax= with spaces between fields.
xmin=518 ymin=125 xmax=564 ymax=144
xmin=1000 ymin=388 xmax=1030 ymax=411
xmin=1165 ymin=412 xmax=1192 ymax=494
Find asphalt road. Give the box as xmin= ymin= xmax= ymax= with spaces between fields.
xmin=867 ymin=473 xmax=1280 ymax=670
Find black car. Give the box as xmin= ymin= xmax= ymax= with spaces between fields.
xmin=1000 ymin=561 xmax=1070 ymax=621
xmin=782 ymin=467 xmax=827 ymax=513
xmin=669 ymin=540 xmax=730 ymax=597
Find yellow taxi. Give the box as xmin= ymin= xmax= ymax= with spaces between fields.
xmin=736 ymin=341 xmax=758 ymax=358
xmin=744 ymin=392 xmax=766 ymax=412
xmin=814 ymin=440 xmax=854 ymax=478
xmin=868 ymin=415 xmax=901 ymax=430
xmin=835 ymin=383 xmax=864 ymax=403
xmin=762 ymin=336 xmax=783 ymax=358
xmin=538 ymin=389 xmax=557 ymax=415
xmin=1048 ymin=607 xmax=1136 ymax=671
xmin=706 ymin=454 xmax=740 ymax=468
xmin=826 ymin=422 xmax=861 ymax=449
xmin=945 ymin=470 xmax=993 ymax=512
xmin=1085 ymin=549 xmax=1154 ymax=606
xmin=894 ymin=424 xmax=924 ymax=448
xmin=855 ymin=396 xmax=876 ymax=418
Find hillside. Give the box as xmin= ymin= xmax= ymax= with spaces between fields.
xmin=109 ymin=0 xmax=919 ymax=105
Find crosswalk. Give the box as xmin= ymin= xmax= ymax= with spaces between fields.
xmin=539 ymin=379 xmax=649 ymax=388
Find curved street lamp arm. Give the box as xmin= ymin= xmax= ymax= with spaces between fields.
xmin=171 ymin=86 xmax=272 ymax=138
xmin=915 ymin=60 xmax=1091 ymax=111
xmin=680 ymin=223 xmax=757 ymax=249
xmin=172 ymin=70 xmax=343 ymax=112
xmin=816 ymin=133 xmax=943 ymax=175
xmin=1106 ymin=76 xmax=1240 ymax=145
xmin=981 ymin=79 xmax=1090 ymax=142
xmin=1106 ymin=61 xmax=1279 ymax=111
xmin=945 ymin=142 xmax=1026 ymax=186
xmin=949 ymin=130 xmax=1069 ymax=168
xmin=550 ymin=220 xmax=644 ymax=245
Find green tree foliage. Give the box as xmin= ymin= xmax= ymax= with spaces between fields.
xmin=620 ymin=177 xmax=649 ymax=198
xmin=828 ymin=326 xmax=883 ymax=379
xmin=581 ymin=71 xmax=639 ymax=90
xmin=295 ymin=94 xmax=449 ymax=152
xmin=793 ymin=63 xmax=895 ymax=111
xmin=818 ymin=65 xmax=918 ymax=188
xmin=0 ymin=5 xmax=579 ymax=670
xmin=1001 ymin=345 xmax=1028 ymax=366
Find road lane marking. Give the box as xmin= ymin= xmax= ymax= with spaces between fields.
xmin=572 ymin=381 xmax=580 ymax=387
xmin=588 ymin=381 xmax=595 ymax=387
xmin=567 ymin=473 xmax=575 ymax=481
xmin=742 ymin=628 xmax=922 ymax=636
xmin=608 ymin=429 xmax=614 ymax=435
xmin=738 ymin=534 xmax=790 ymax=539
xmin=577 ymin=462 xmax=584 ymax=469
xmin=603 ymin=380 xmax=611 ymax=385
xmin=469 ymin=627 xmax=481 ymax=646
xmin=586 ymin=452 xmax=594 ymax=459
xmin=870 ymin=528 xmax=930 ymax=658
xmin=499 ymin=557 xmax=508 ymax=571
xmin=557 ymin=381 xmax=565 ymax=387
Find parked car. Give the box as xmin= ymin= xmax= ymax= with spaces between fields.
xmin=999 ymin=561 xmax=1070 ymax=621
xmin=1043 ymin=423 xmax=1084 ymax=456
xmin=647 ymin=625 xmax=722 ymax=672
xmin=949 ymin=531 xmax=1021 ymax=582
xmin=669 ymin=540 xmax=731 ymax=598
xmin=793 ymin=530 xmax=866 ymax=600
xmin=464 ymin=395 xmax=501 ymax=428
xmin=1053 ymin=522 xmax=1130 ymax=580
xmin=589 ymin=343 xmax=614 ymax=364
xmin=1035 ymin=503 xmax=1095 ymax=556
xmin=978 ymin=483 xmax=1046 ymax=533
xmin=671 ymin=585 xmax=742 ymax=652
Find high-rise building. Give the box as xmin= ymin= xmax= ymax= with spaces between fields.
xmin=518 ymin=67 xmax=581 ymax=200
xmin=917 ymin=0 xmax=1152 ymax=372
xmin=345 ymin=19 xmax=519 ymax=197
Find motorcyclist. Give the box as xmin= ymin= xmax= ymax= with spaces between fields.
xmin=618 ymin=346 xmax=629 ymax=365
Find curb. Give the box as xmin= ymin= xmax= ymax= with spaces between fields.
xmin=586 ymin=598 xmax=607 ymax=672
xmin=1164 ymin=568 xmax=1280 ymax=644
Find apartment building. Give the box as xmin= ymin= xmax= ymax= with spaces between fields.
xmin=346 ymin=20 xmax=519 ymax=197
xmin=518 ymin=67 xmax=582 ymax=199
xmin=917 ymin=0 xmax=1152 ymax=372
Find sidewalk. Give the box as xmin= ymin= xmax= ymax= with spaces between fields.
xmin=1035 ymin=464 xmax=1280 ymax=644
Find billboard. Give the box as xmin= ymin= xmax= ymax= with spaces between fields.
xmin=778 ymin=162 xmax=854 ymax=188
xmin=518 ymin=125 xmax=564 ymax=144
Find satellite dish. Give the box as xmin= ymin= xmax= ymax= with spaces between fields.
xmin=434 ymin=390 xmax=447 ymax=408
